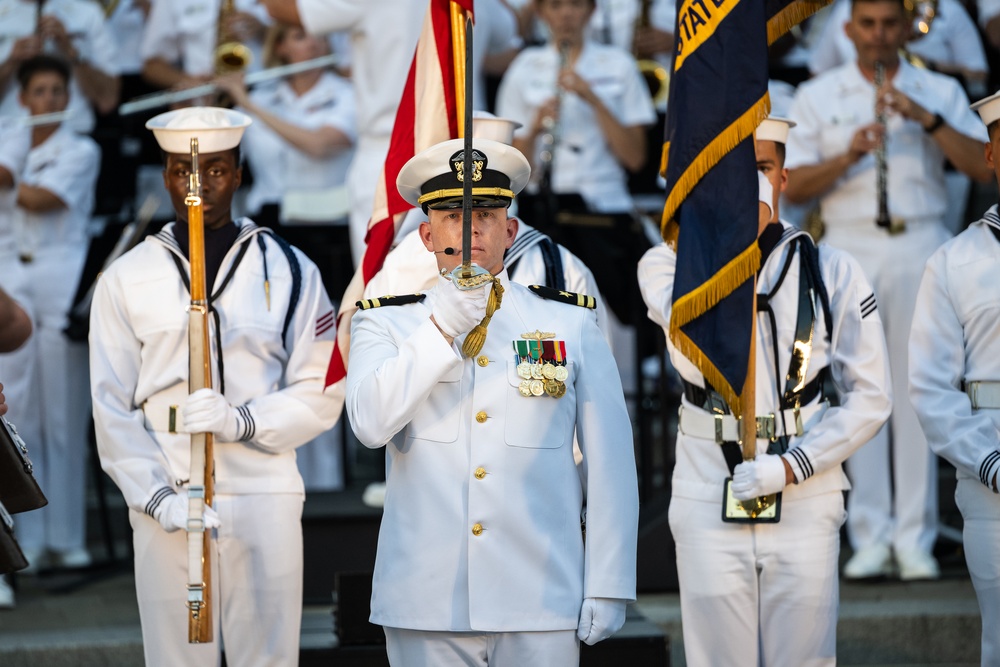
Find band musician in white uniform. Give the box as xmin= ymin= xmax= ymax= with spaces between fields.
xmin=90 ymin=107 xmax=344 ymax=667
xmin=785 ymin=0 xmax=992 ymax=581
xmin=910 ymin=90 xmax=1000 ymax=667
xmin=346 ymin=137 xmax=639 ymax=666
xmin=639 ymin=120 xmax=892 ymax=666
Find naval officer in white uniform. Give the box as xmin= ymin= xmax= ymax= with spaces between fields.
xmin=345 ymin=137 xmax=639 ymax=666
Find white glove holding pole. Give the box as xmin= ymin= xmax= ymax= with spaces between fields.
xmin=577 ymin=597 xmax=628 ymax=645
xmin=182 ymin=388 xmax=241 ymax=442
xmin=431 ymin=274 xmax=489 ymax=338
xmin=154 ymin=491 xmax=221 ymax=533
xmin=731 ymin=453 xmax=788 ymax=501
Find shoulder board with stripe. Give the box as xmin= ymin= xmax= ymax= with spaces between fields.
xmin=355 ymin=293 xmax=426 ymax=310
xmin=528 ymin=285 xmax=597 ymax=309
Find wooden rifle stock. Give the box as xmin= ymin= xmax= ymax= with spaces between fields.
xmin=185 ymin=138 xmax=214 ymax=643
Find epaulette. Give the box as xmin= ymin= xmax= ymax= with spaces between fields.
xmin=355 ymin=293 xmax=426 ymax=310
xmin=528 ymin=285 xmax=597 ymax=309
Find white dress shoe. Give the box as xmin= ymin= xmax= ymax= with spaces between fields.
xmin=896 ymin=549 xmax=941 ymax=581
xmin=844 ymin=543 xmax=893 ymax=579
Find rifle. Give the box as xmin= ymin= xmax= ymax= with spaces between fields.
xmin=185 ymin=137 xmax=215 ymax=643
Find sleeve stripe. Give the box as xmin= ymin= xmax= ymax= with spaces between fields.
xmin=145 ymin=486 xmax=176 ymax=517
xmin=786 ymin=447 xmax=814 ymax=481
xmin=237 ymin=405 xmax=255 ymax=441
xmin=979 ymin=450 xmax=1000 ymax=489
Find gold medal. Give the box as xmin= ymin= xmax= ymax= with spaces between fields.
xmin=517 ymin=362 xmax=532 ymax=379
xmin=530 ymin=363 xmax=543 ymax=380
xmin=518 ymin=380 xmax=532 ymax=397
xmin=544 ymin=379 xmax=560 ymax=397
xmin=530 ymin=379 xmax=545 ymax=396
xmin=554 ymin=366 xmax=569 ymax=382
xmin=542 ymin=363 xmax=556 ymax=379
xmin=552 ymin=381 xmax=566 ymax=398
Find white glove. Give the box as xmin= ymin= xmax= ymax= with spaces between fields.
xmin=731 ymin=453 xmax=788 ymax=501
xmin=154 ymin=492 xmax=221 ymax=533
xmin=577 ymin=597 xmax=627 ymax=646
xmin=182 ymin=388 xmax=241 ymax=442
xmin=431 ymin=274 xmax=489 ymax=338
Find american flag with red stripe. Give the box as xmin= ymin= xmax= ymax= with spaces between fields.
xmin=324 ymin=0 xmax=472 ymax=388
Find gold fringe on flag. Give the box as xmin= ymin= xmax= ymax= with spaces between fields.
xmin=669 ymin=242 xmax=761 ymax=331
xmin=660 ymin=92 xmax=771 ymax=239
xmin=670 ymin=326 xmax=746 ymax=419
xmin=767 ymin=1 xmax=833 ymax=46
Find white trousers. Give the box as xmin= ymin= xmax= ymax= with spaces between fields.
xmin=130 ymin=493 xmax=305 ymax=667
xmin=955 ymin=477 xmax=1000 ymax=667
xmin=669 ymin=492 xmax=845 ymax=667
xmin=383 ymin=626 xmax=579 ymax=667
xmin=824 ymin=221 xmax=946 ymax=555
xmin=13 ymin=248 xmax=90 ymax=554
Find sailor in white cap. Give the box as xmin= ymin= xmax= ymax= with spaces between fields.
xmin=910 ymin=90 xmax=1000 ymax=666
xmin=89 ymin=106 xmax=344 ymax=667
xmin=639 ymin=122 xmax=892 ymax=666
xmin=345 ymin=137 xmax=638 ymax=666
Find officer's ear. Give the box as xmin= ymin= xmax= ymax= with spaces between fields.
xmin=418 ymin=219 xmax=435 ymax=254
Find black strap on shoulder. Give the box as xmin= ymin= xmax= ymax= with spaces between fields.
xmin=528 ymin=284 xmax=596 ymax=308
xmin=989 ymin=223 xmax=1000 ymax=245
xmin=538 ymin=237 xmax=565 ymax=291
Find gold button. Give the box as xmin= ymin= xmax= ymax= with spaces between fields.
xmin=472 ymin=523 xmax=484 ymax=536
xmin=475 ymin=411 xmax=488 ymax=424
xmin=474 ymin=467 xmax=487 ymax=480
xmin=477 ymin=355 xmax=489 ymax=367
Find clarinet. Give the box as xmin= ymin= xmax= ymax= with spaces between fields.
xmin=537 ymin=41 xmax=570 ymax=202
xmin=874 ymin=61 xmax=891 ymax=230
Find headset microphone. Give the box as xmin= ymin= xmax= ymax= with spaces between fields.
xmin=434 ymin=247 xmax=457 ymax=255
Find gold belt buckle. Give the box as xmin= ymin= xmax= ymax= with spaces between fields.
xmin=755 ymin=414 xmax=775 ymax=441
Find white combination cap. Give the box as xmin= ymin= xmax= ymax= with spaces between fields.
xmin=758 ymin=170 xmax=773 ymax=214
xmin=397 ymin=137 xmax=531 ymax=210
xmin=146 ymin=107 xmax=252 ymax=154
xmin=472 ymin=110 xmax=522 ymax=145
xmin=971 ymin=90 xmax=1000 ymax=127
xmin=756 ymin=116 xmax=796 ymax=145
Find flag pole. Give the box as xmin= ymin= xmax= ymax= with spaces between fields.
xmin=450 ymin=2 xmax=466 ymax=139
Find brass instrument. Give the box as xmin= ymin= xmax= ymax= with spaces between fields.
xmin=214 ymin=0 xmax=253 ymax=75
xmin=634 ymin=0 xmax=669 ymax=107
xmin=904 ymin=0 xmax=937 ymax=38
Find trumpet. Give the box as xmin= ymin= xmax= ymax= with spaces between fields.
xmin=904 ymin=0 xmax=937 ymax=38
xmin=118 ymin=53 xmax=340 ymax=115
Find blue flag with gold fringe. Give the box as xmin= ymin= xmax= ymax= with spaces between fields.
xmin=661 ymin=0 xmax=830 ymax=417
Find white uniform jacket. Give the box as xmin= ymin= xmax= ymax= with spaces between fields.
xmin=90 ymin=219 xmax=345 ymax=516
xmin=0 ymin=0 xmax=120 ymax=134
xmin=910 ymin=206 xmax=1000 ymax=488
xmin=638 ymin=223 xmax=892 ymax=502
xmin=363 ymin=221 xmax=610 ymax=336
xmin=241 ymin=71 xmax=357 ymax=215
xmin=496 ymin=40 xmax=656 ymax=213
xmin=346 ymin=272 xmax=639 ymax=632
xmin=786 ymin=59 xmax=986 ymax=227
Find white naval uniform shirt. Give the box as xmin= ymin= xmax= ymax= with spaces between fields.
xmin=0 ymin=125 xmax=29 ymax=256
xmin=295 ymin=0 xmax=424 ymax=145
xmin=90 ymin=220 xmax=345 ymax=516
xmin=809 ymin=0 xmax=987 ymax=78
xmin=0 ymin=0 xmax=120 ymax=134
xmin=363 ymin=220 xmax=610 ymax=336
xmin=910 ymin=206 xmax=1000 ymax=488
xmin=347 ymin=272 xmax=638 ymax=631
xmin=786 ymin=59 xmax=986 ymax=228
xmin=241 ymin=71 xmax=356 ymax=215
xmin=496 ymin=40 xmax=656 ymax=213
xmin=638 ymin=223 xmax=892 ymax=502
xmin=14 ymin=125 xmax=99 ymax=261
xmin=141 ymin=0 xmax=272 ymax=77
